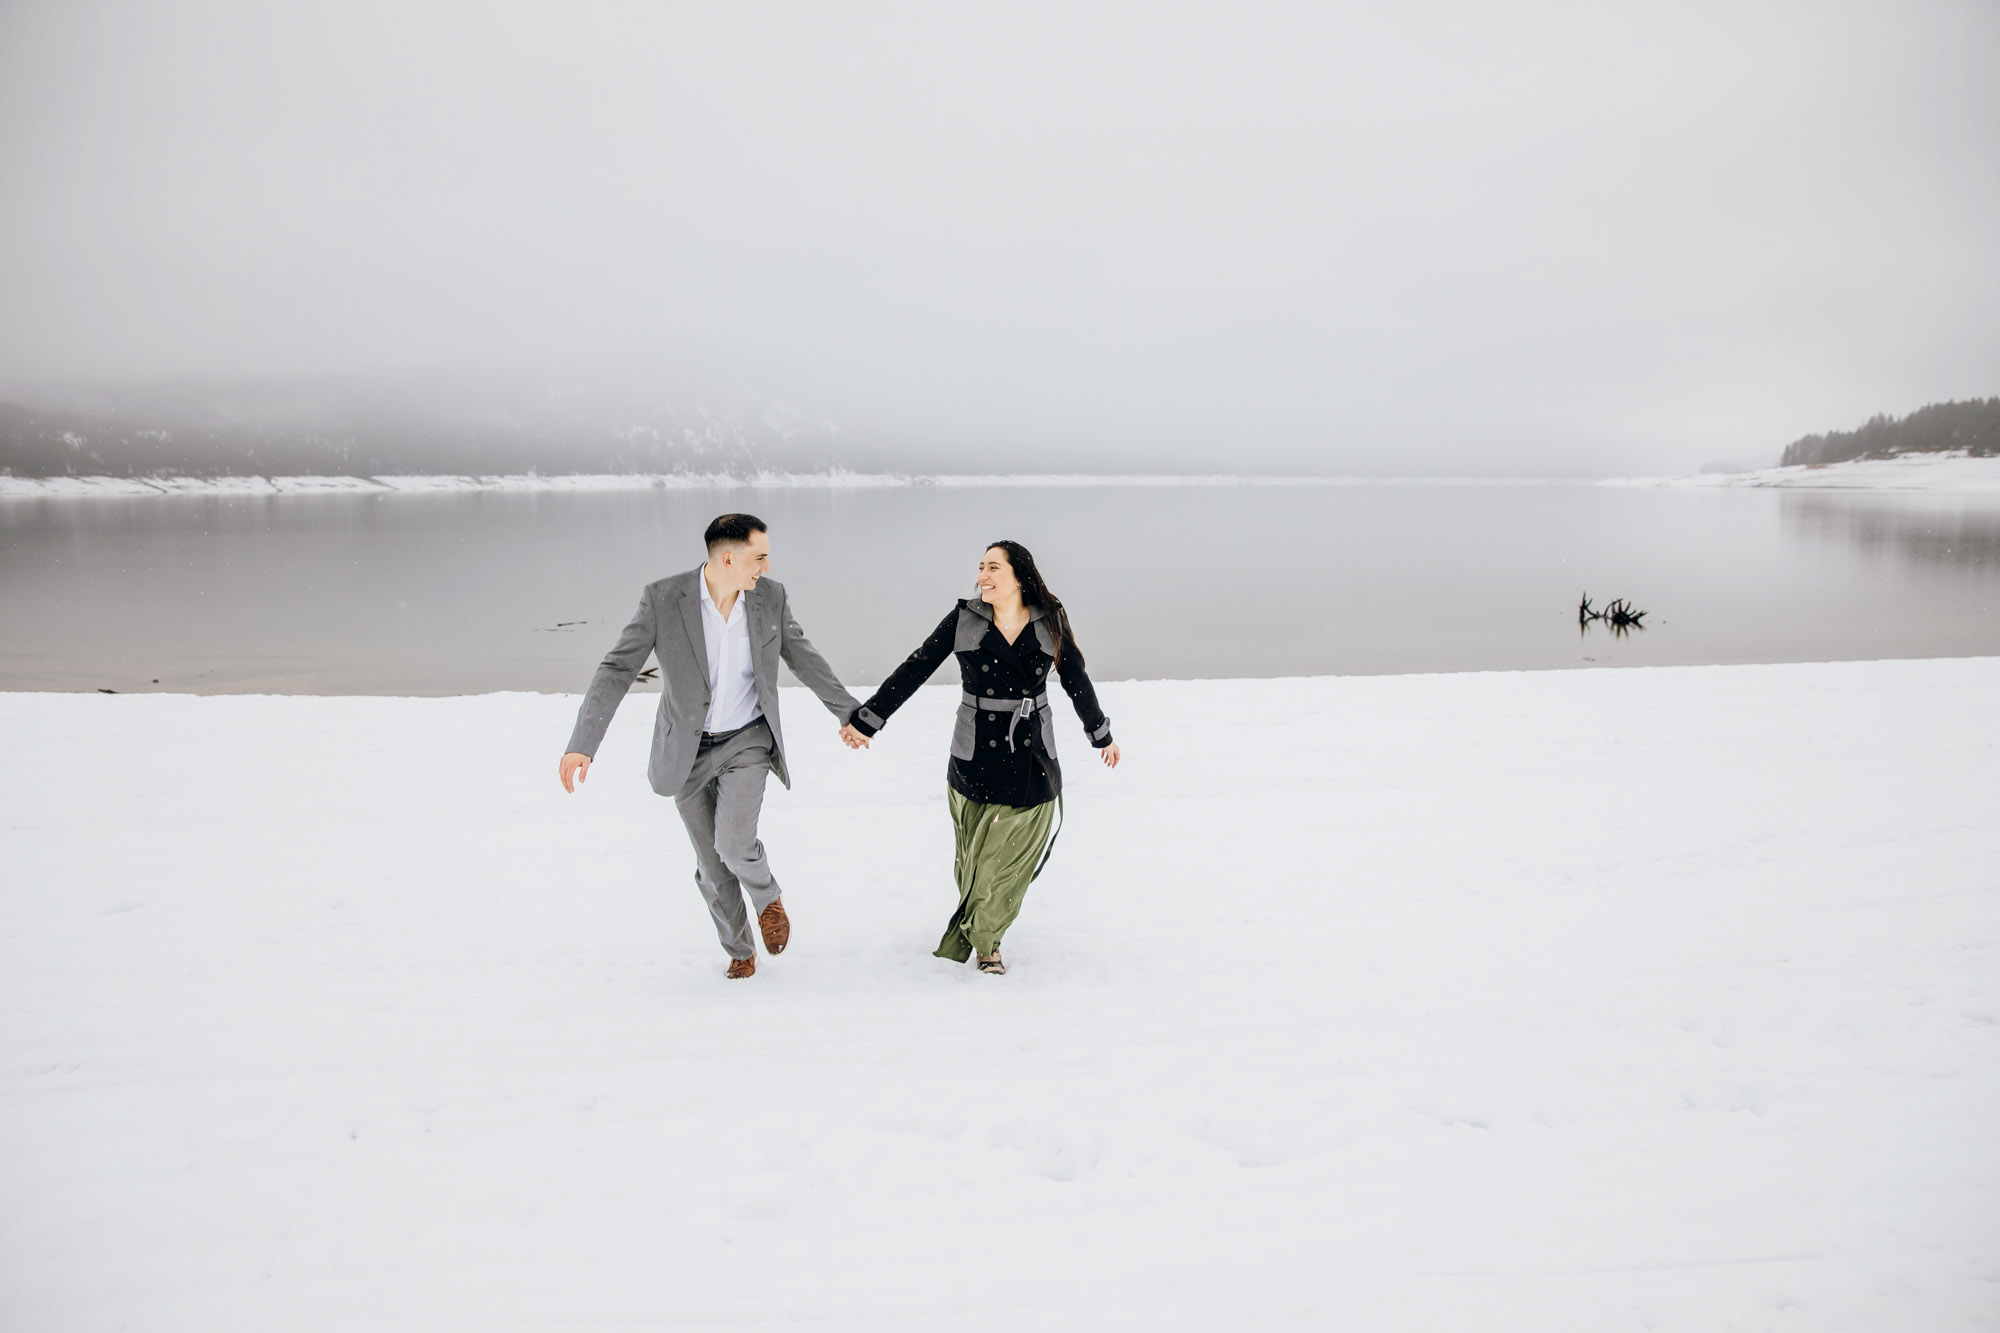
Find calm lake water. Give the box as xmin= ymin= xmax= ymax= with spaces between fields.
xmin=3 ymin=484 xmax=1998 ymax=693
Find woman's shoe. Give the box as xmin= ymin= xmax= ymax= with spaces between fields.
xmin=976 ymin=952 xmax=1006 ymax=975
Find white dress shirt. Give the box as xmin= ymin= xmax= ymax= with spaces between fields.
xmin=698 ymin=566 xmax=764 ymax=734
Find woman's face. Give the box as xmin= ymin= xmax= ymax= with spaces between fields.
xmin=976 ymin=547 xmax=1021 ymax=605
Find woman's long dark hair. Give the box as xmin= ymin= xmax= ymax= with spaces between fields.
xmin=986 ymin=540 xmax=1075 ymax=667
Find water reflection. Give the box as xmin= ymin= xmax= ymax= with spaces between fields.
xmin=1782 ymin=494 xmax=2000 ymax=573
xmin=7 ymin=485 xmax=2000 ymax=693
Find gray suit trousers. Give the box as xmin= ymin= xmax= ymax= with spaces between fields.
xmin=674 ymin=718 xmax=782 ymax=960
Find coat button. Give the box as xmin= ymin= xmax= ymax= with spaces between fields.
xmin=981 ymin=664 xmax=989 ymax=672
xmin=985 ymin=688 xmax=994 ymax=695
xmin=988 ymin=739 xmax=997 ymax=747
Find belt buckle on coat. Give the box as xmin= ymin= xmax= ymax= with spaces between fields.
xmin=1006 ymin=695 xmax=1034 ymax=752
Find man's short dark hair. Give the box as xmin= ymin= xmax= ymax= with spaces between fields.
xmin=704 ymin=513 xmax=768 ymax=554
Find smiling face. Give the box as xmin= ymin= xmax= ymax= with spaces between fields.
xmin=713 ymin=529 xmax=771 ymax=593
xmin=976 ymin=546 xmax=1021 ymax=607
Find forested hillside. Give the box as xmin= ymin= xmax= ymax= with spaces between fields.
xmin=1782 ymin=398 xmax=2000 ymax=466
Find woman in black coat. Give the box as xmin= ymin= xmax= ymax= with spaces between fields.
xmin=840 ymin=541 xmax=1120 ymax=974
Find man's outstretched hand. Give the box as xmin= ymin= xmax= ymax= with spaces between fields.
xmin=559 ymin=752 xmax=591 ymax=792
xmin=838 ymin=724 xmax=870 ymax=750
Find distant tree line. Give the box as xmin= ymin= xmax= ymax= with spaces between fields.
xmin=0 ymin=391 xmax=891 ymax=479
xmin=1781 ymin=397 xmax=2000 ymax=467
xmin=0 ymin=401 xmax=757 ymax=478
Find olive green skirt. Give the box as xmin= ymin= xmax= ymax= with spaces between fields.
xmin=934 ymin=788 xmax=1058 ymax=962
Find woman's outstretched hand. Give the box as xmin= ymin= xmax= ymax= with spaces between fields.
xmin=838 ymin=724 xmax=870 ymax=750
xmin=1101 ymin=742 xmax=1121 ymax=768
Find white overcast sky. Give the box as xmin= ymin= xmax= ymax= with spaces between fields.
xmin=1 ymin=0 xmax=1996 ymax=473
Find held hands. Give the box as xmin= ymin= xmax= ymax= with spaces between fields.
xmin=835 ymin=727 xmax=1115 ymax=764
xmin=558 ymin=752 xmax=591 ymax=792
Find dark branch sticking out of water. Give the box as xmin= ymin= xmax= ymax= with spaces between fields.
xmin=1579 ymin=594 xmax=1648 ymax=638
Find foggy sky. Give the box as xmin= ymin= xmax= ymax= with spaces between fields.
xmin=2 ymin=0 xmax=1996 ymax=475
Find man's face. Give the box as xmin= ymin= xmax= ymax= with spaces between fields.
xmin=717 ymin=530 xmax=771 ymax=592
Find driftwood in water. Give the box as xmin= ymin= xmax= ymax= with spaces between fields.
xmin=1603 ymin=598 xmax=1646 ymax=629
xmin=1579 ymin=593 xmax=1648 ymax=636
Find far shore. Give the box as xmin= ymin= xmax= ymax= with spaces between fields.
xmin=2 ymin=452 xmax=1997 ymax=499
xmin=1604 ymin=451 xmax=2000 ymax=493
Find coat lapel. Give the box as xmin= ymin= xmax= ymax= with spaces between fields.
xmin=956 ymin=597 xmax=1051 ymax=670
xmin=986 ymin=624 xmax=1032 ymax=683
xmin=747 ymin=583 xmax=775 ymax=692
xmin=1025 ymin=604 xmax=1054 ymax=658
xmin=676 ymin=573 xmax=706 ymax=672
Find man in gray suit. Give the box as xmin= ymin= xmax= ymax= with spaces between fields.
xmin=558 ymin=513 xmax=860 ymax=979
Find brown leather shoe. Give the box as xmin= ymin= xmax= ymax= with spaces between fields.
xmin=725 ymin=955 xmax=756 ymax=979
xmin=758 ymin=898 xmax=790 ymax=955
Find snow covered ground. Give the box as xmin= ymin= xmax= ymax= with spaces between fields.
xmin=3 ymin=662 xmax=1996 ymax=1331
xmin=1607 ymin=453 xmax=2000 ymax=492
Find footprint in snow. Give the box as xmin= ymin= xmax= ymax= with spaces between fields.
xmin=1188 ymin=1116 xmax=1296 ymax=1168
xmin=1186 ymin=1093 xmax=1329 ymax=1167
xmin=987 ymin=1118 xmax=1102 ymax=1183
xmin=725 ymin=1189 xmax=791 ymax=1222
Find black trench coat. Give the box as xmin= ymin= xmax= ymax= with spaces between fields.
xmin=849 ymin=598 xmax=1114 ymax=806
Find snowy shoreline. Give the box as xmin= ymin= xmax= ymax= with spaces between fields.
xmin=0 ymin=470 xmax=1593 ymax=498
xmin=1606 ymin=451 xmax=2000 ymax=492
xmin=4 ymin=660 xmax=1995 ymax=1328
xmin=2 ymin=452 xmax=1997 ymax=498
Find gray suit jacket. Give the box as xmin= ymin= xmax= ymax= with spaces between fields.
xmin=564 ymin=569 xmax=860 ymax=795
